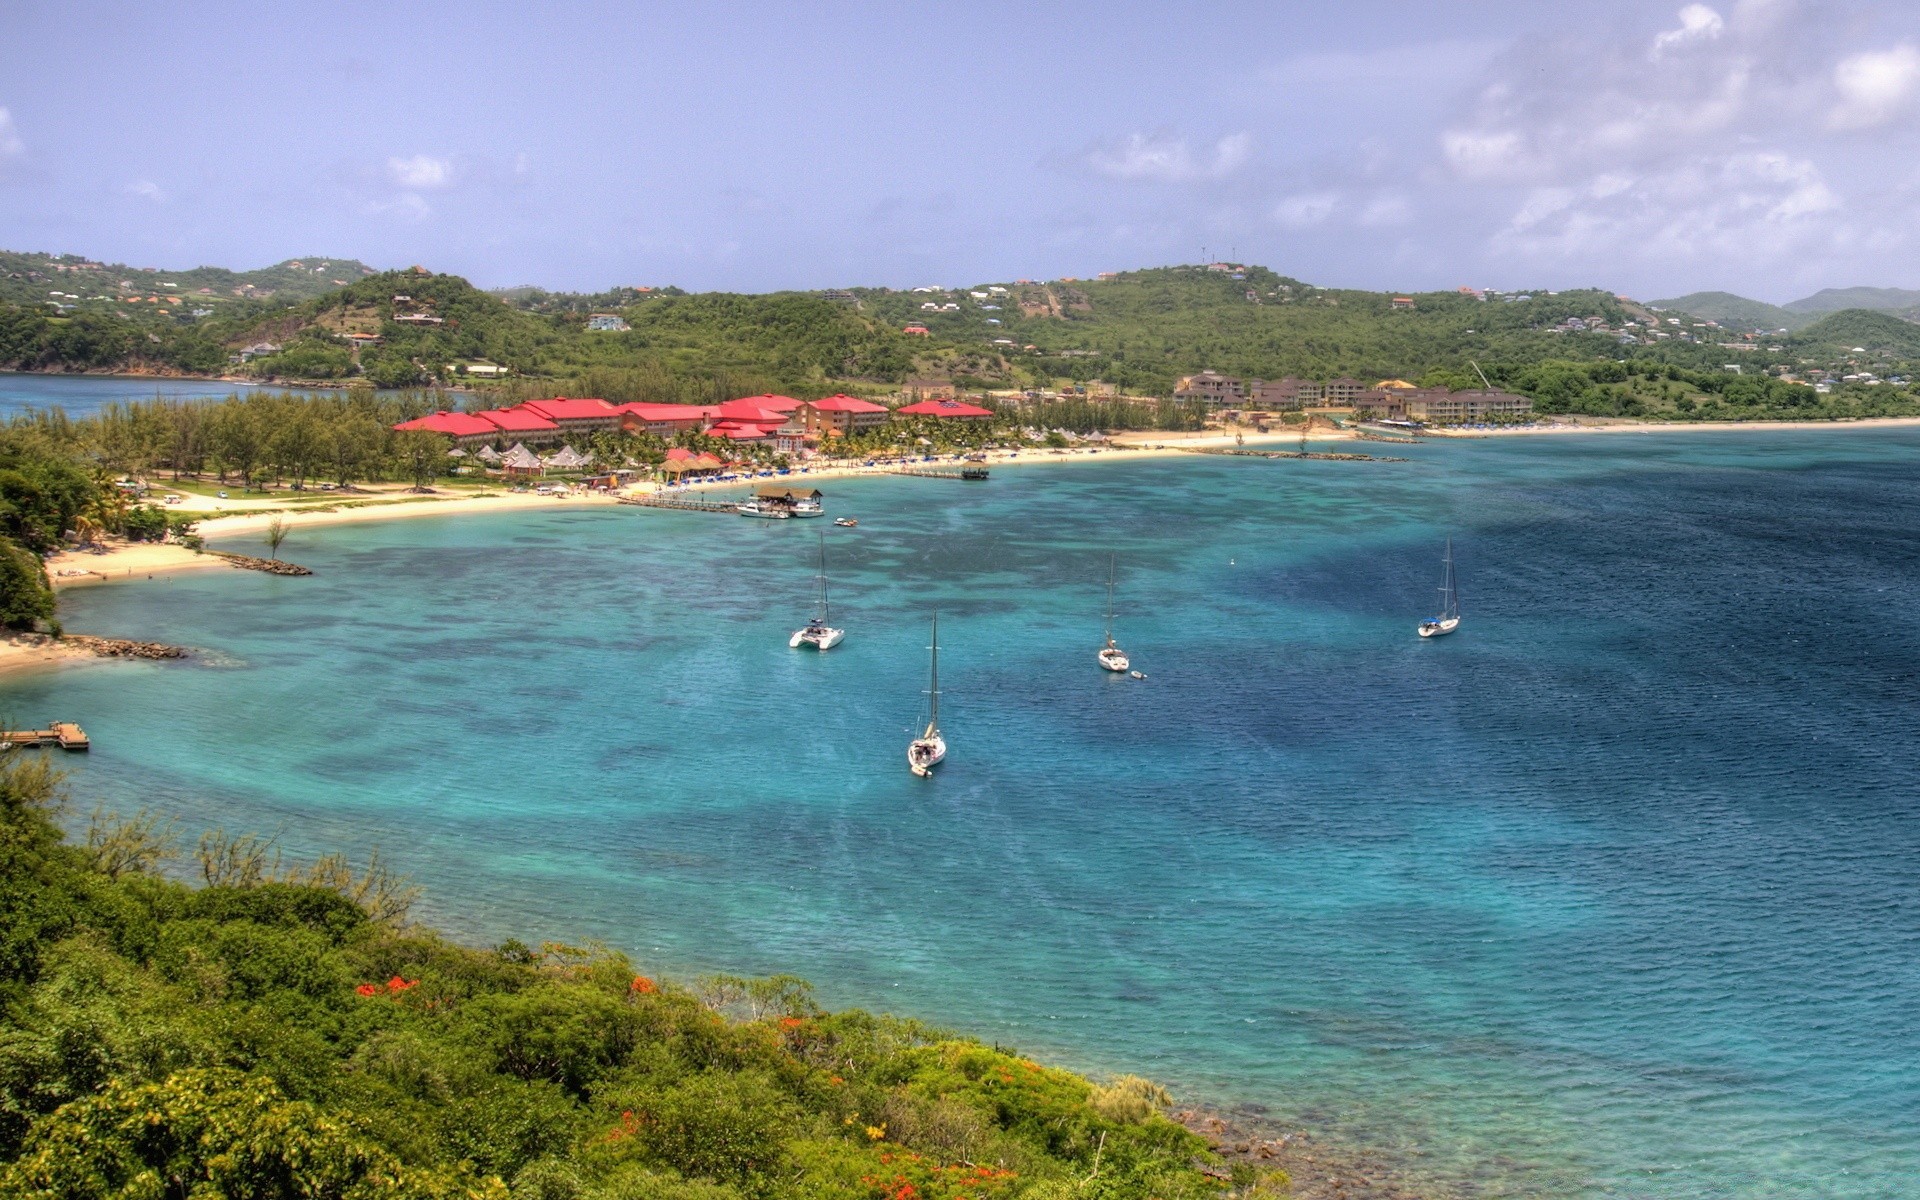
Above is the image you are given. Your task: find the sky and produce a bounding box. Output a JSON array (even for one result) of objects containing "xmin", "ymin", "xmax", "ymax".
[{"xmin": 4, "ymin": 0, "xmax": 1920, "ymax": 300}]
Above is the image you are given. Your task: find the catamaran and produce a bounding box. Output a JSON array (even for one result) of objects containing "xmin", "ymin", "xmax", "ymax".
[
  {"xmin": 1098, "ymin": 553, "xmax": 1130, "ymax": 672},
  {"xmin": 1418, "ymin": 538, "xmax": 1462, "ymax": 638},
  {"xmin": 790, "ymin": 532, "xmax": 845, "ymax": 650},
  {"xmin": 908, "ymin": 614, "xmax": 946, "ymax": 777}
]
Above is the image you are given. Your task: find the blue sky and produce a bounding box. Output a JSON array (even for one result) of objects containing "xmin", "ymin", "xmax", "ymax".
[{"xmin": 4, "ymin": 1, "xmax": 1919, "ymax": 299}]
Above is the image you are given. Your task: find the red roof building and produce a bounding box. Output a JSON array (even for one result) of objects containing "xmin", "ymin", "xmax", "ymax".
[
  {"xmin": 474, "ymin": 408, "xmax": 564, "ymax": 443},
  {"xmin": 714, "ymin": 399, "xmax": 793, "ymax": 423},
  {"xmin": 615, "ymin": 403, "xmax": 716, "ymax": 437},
  {"xmin": 896, "ymin": 399, "xmax": 994, "ymax": 419},
  {"xmin": 801, "ymin": 394, "xmax": 891, "ymax": 437},
  {"xmin": 518, "ymin": 397, "xmax": 621, "ymax": 429},
  {"xmin": 392, "ymin": 411, "xmax": 503, "ymax": 444},
  {"xmin": 902, "ymin": 324, "xmax": 930, "ymax": 336},
  {"xmin": 707, "ymin": 420, "xmax": 782, "ymax": 443},
  {"xmin": 728, "ymin": 393, "xmax": 803, "ymax": 413}
]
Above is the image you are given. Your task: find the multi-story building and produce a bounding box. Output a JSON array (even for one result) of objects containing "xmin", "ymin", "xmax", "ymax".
[{"xmin": 1174, "ymin": 371, "xmax": 1244, "ymax": 405}]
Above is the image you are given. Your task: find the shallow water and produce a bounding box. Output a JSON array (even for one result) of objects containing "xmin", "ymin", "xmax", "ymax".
[{"xmin": 11, "ymin": 431, "xmax": 1919, "ymax": 1198}]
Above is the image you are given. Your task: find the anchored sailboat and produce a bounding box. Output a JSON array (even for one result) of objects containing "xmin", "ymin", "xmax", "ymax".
[
  {"xmin": 790, "ymin": 531, "xmax": 845, "ymax": 650},
  {"xmin": 908, "ymin": 614, "xmax": 946, "ymax": 777},
  {"xmin": 1099, "ymin": 553, "xmax": 1130, "ymax": 672},
  {"xmin": 1417, "ymin": 538, "xmax": 1462, "ymax": 638}
]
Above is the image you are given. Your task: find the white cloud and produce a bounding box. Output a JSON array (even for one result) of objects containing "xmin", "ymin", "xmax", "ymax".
[
  {"xmin": 1651, "ymin": 4, "xmax": 1725, "ymax": 58},
  {"xmin": 387, "ymin": 154, "xmax": 453, "ymax": 189},
  {"xmin": 1088, "ymin": 132, "xmax": 1252, "ymax": 183},
  {"xmin": 0, "ymin": 108, "xmax": 22, "ymax": 159},
  {"xmin": 1274, "ymin": 191, "xmax": 1339, "ymax": 228},
  {"xmin": 126, "ymin": 180, "xmax": 164, "ymax": 203},
  {"xmin": 1831, "ymin": 45, "xmax": 1920, "ymax": 128}
]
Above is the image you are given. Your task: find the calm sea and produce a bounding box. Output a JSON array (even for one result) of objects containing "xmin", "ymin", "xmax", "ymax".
[
  {"xmin": 9, "ymin": 431, "xmax": 1918, "ymax": 1198},
  {"xmin": 0, "ymin": 371, "xmax": 326, "ymax": 418}
]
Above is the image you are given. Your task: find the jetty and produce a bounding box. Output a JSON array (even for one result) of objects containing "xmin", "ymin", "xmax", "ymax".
[
  {"xmin": 209, "ymin": 551, "xmax": 312, "ymax": 576},
  {"xmin": 620, "ymin": 494, "xmax": 741, "ymax": 514},
  {"xmin": 891, "ymin": 465, "xmax": 990, "ymax": 480},
  {"xmin": 3, "ymin": 722, "xmax": 90, "ymax": 751}
]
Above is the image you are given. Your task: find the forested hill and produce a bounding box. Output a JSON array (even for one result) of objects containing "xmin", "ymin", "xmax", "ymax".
[
  {"xmin": 6, "ymin": 255, "xmax": 1920, "ymax": 420},
  {"xmin": 0, "ymin": 250, "xmax": 376, "ymax": 311}
]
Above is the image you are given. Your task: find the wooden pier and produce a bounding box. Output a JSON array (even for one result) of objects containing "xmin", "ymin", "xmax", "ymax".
[
  {"xmin": 3, "ymin": 722, "xmax": 90, "ymax": 751},
  {"xmin": 891, "ymin": 466, "xmax": 990, "ymax": 480},
  {"xmin": 619, "ymin": 494, "xmax": 741, "ymax": 514}
]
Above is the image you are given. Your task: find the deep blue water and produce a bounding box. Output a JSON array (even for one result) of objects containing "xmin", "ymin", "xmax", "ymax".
[
  {"xmin": 8, "ymin": 431, "xmax": 1919, "ymax": 1198},
  {"xmin": 0, "ymin": 371, "xmax": 331, "ymax": 417}
]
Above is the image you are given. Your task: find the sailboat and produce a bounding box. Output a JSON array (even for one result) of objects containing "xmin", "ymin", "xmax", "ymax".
[
  {"xmin": 789, "ymin": 531, "xmax": 845, "ymax": 650},
  {"xmin": 908, "ymin": 614, "xmax": 946, "ymax": 776},
  {"xmin": 1098, "ymin": 554, "xmax": 1130, "ymax": 672},
  {"xmin": 1417, "ymin": 539, "xmax": 1462, "ymax": 638}
]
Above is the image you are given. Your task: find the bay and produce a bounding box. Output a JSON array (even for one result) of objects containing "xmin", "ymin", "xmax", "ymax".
[{"xmin": 8, "ymin": 430, "xmax": 1918, "ymax": 1198}]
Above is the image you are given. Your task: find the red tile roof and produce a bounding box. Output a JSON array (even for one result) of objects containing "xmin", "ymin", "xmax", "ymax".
[
  {"xmin": 730, "ymin": 393, "xmax": 803, "ymax": 412},
  {"xmin": 475, "ymin": 408, "xmax": 560, "ymax": 432},
  {"xmin": 393, "ymin": 411, "xmax": 499, "ymax": 437},
  {"xmin": 897, "ymin": 399, "xmax": 994, "ymax": 418},
  {"xmin": 519, "ymin": 397, "xmax": 617, "ymax": 421},
  {"xmin": 715, "ymin": 400, "xmax": 790, "ymax": 422},
  {"xmin": 616, "ymin": 402, "xmax": 713, "ymax": 423},
  {"xmin": 809, "ymin": 394, "xmax": 889, "ymax": 413}
]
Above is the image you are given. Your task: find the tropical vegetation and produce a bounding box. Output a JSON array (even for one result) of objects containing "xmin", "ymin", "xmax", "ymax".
[{"xmin": 0, "ymin": 758, "xmax": 1257, "ymax": 1199}]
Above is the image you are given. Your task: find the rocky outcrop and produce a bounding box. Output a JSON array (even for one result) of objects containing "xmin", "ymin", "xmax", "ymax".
[
  {"xmin": 208, "ymin": 551, "xmax": 313, "ymax": 576},
  {"xmin": 64, "ymin": 636, "xmax": 188, "ymax": 660}
]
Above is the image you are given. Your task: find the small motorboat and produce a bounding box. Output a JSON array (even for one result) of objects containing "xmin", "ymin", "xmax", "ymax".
[
  {"xmin": 834, "ymin": 517, "xmax": 858, "ymax": 527},
  {"xmin": 1129, "ymin": 670, "xmax": 1146, "ymax": 680}
]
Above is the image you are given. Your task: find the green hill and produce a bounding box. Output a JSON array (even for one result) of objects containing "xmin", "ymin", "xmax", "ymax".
[
  {"xmin": 1787, "ymin": 308, "xmax": 1920, "ymax": 357},
  {"xmin": 1783, "ymin": 286, "xmax": 1920, "ymax": 315},
  {"xmin": 1647, "ymin": 291, "xmax": 1805, "ymax": 331},
  {"xmin": 0, "ymin": 250, "xmax": 376, "ymax": 312}
]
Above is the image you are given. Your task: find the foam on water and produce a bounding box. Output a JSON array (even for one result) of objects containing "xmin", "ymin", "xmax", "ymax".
[{"xmin": 10, "ymin": 431, "xmax": 1919, "ymax": 1198}]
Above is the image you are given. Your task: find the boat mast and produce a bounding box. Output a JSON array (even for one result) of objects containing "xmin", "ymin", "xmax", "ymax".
[
  {"xmin": 1440, "ymin": 538, "xmax": 1457, "ymax": 620},
  {"xmin": 927, "ymin": 613, "xmax": 940, "ymax": 731},
  {"xmin": 1105, "ymin": 554, "xmax": 1116, "ymax": 643},
  {"xmin": 817, "ymin": 531, "xmax": 829, "ymax": 623}
]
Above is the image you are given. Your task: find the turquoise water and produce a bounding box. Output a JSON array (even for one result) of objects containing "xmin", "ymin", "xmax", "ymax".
[
  {"xmin": 0, "ymin": 371, "xmax": 333, "ymax": 417},
  {"xmin": 9, "ymin": 433, "xmax": 1920, "ymax": 1198}
]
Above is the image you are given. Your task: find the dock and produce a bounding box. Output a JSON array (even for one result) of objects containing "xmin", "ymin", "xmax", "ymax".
[
  {"xmin": 619, "ymin": 494, "xmax": 741, "ymax": 514},
  {"xmin": 891, "ymin": 466, "xmax": 990, "ymax": 480},
  {"xmin": 3, "ymin": 722, "xmax": 91, "ymax": 751}
]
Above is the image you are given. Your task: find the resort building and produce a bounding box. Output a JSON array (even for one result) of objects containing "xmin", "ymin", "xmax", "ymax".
[
  {"xmin": 1246, "ymin": 378, "xmax": 1320, "ymax": 409},
  {"xmin": 1403, "ymin": 390, "xmax": 1533, "ymax": 423},
  {"xmin": 1322, "ymin": 377, "xmax": 1369, "ymax": 405},
  {"xmin": 1174, "ymin": 371, "xmax": 1244, "ymax": 405},
  {"xmin": 615, "ymin": 403, "xmax": 715, "ymax": 439},
  {"xmin": 473, "ymin": 408, "xmax": 565, "ymax": 445},
  {"xmin": 801, "ymin": 394, "xmax": 891, "ymax": 438},
  {"xmin": 518, "ymin": 397, "xmax": 624, "ymax": 433},
  {"xmin": 661, "ymin": 447, "xmax": 724, "ymax": 478},
  {"xmin": 394, "ymin": 410, "xmax": 512, "ymax": 446},
  {"xmin": 897, "ymin": 399, "xmax": 994, "ymax": 420},
  {"xmin": 499, "ymin": 444, "xmax": 544, "ymax": 477}
]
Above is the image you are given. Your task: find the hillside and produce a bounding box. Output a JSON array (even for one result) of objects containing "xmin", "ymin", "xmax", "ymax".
[
  {"xmin": 1783, "ymin": 286, "xmax": 1920, "ymax": 315},
  {"xmin": 0, "ymin": 250, "xmax": 376, "ymax": 312},
  {"xmin": 1647, "ymin": 291, "xmax": 1806, "ymax": 331},
  {"xmin": 1787, "ymin": 308, "xmax": 1920, "ymax": 358},
  {"xmin": 0, "ymin": 754, "xmax": 1238, "ymax": 1200}
]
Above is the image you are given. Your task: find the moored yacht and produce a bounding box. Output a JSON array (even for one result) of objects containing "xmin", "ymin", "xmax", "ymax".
[
  {"xmin": 1099, "ymin": 553, "xmax": 1130, "ymax": 672},
  {"xmin": 790, "ymin": 531, "xmax": 845, "ymax": 650},
  {"xmin": 908, "ymin": 614, "xmax": 946, "ymax": 776},
  {"xmin": 1418, "ymin": 538, "xmax": 1462, "ymax": 638}
]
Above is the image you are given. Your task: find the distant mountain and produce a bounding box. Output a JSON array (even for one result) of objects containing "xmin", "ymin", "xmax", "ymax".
[
  {"xmin": 0, "ymin": 250, "xmax": 377, "ymax": 311},
  {"xmin": 1783, "ymin": 286, "xmax": 1920, "ymax": 315},
  {"xmin": 1648, "ymin": 291, "xmax": 1806, "ymax": 331}
]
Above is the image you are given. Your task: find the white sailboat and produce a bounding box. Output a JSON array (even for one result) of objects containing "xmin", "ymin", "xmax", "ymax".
[
  {"xmin": 790, "ymin": 531, "xmax": 845, "ymax": 650},
  {"xmin": 1098, "ymin": 553, "xmax": 1130, "ymax": 672},
  {"xmin": 1417, "ymin": 538, "xmax": 1462, "ymax": 638},
  {"xmin": 908, "ymin": 614, "xmax": 946, "ymax": 777}
]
